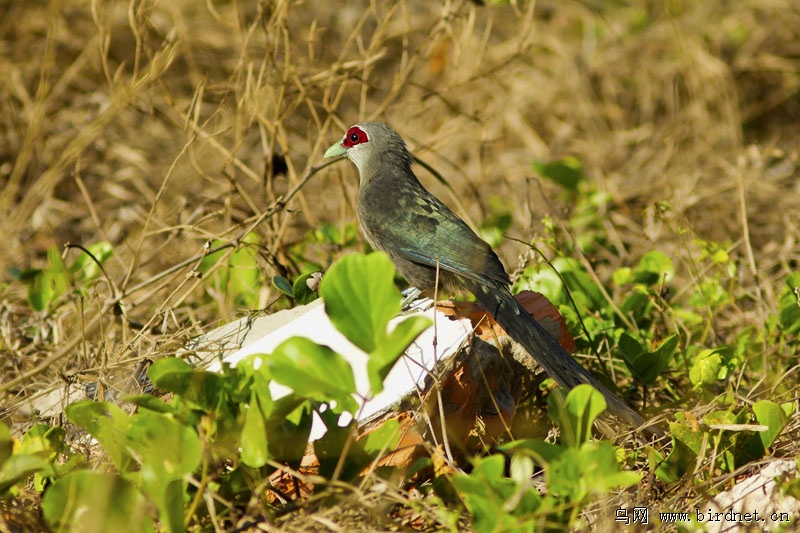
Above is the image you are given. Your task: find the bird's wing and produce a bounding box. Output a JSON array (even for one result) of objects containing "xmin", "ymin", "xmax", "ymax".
[{"xmin": 377, "ymin": 193, "xmax": 511, "ymax": 288}]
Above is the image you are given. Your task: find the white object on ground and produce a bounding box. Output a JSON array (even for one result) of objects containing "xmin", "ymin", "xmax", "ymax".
[{"xmin": 200, "ymin": 299, "xmax": 472, "ymax": 441}]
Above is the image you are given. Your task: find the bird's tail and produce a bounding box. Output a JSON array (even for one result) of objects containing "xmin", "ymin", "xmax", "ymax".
[{"xmin": 471, "ymin": 283, "xmax": 654, "ymax": 434}]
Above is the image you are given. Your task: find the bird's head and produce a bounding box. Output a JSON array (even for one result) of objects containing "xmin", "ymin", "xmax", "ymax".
[{"xmin": 324, "ymin": 122, "xmax": 413, "ymax": 178}]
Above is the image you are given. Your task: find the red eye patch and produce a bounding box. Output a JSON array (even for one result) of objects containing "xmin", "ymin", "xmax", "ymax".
[{"xmin": 342, "ymin": 126, "xmax": 368, "ymax": 147}]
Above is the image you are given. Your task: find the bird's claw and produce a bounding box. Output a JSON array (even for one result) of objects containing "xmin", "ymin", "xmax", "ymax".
[{"xmin": 400, "ymin": 287, "xmax": 433, "ymax": 313}]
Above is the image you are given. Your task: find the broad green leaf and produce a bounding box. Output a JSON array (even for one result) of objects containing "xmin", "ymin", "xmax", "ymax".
[
  {"xmin": 0, "ymin": 454, "xmax": 53, "ymax": 493},
  {"xmin": 753, "ymin": 400, "xmax": 789, "ymax": 449},
  {"xmin": 43, "ymin": 471, "xmax": 153, "ymax": 533},
  {"xmin": 358, "ymin": 418, "xmax": 401, "ymax": 457},
  {"xmin": 515, "ymin": 263, "xmax": 565, "ymax": 305},
  {"xmin": 199, "ymin": 234, "xmax": 262, "ymax": 308},
  {"xmin": 125, "ymin": 410, "xmax": 202, "ymax": 532},
  {"xmin": 265, "ymin": 337, "xmax": 357, "ymax": 410},
  {"xmin": 689, "ymin": 349, "xmax": 725, "ymax": 388},
  {"xmin": 555, "ymin": 257, "xmax": 605, "ymax": 310},
  {"xmin": 227, "ymin": 233, "xmax": 261, "ymax": 307},
  {"xmin": 263, "ymin": 397, "xmax": 313, "ymax": 464},
  {"xmin": 148, "ymin": 358, "xmax": 225, "ymax": 411},
  {"xmin": 450, "ymin": 454, "xmax": 542, "ymax": 532},
  {"xmin": 548, "ymin": 384, "xmax": 607, "ymax": 447},
  {"xmin": 272, "ymin": 275, "xmax": 294, "ymax": 297},
  {"xmin": 121, "ymin": 394, "xmax": 175, "ymax": 414},
  {"xmin": 320, "ymin": 252, "xmax": 400, "ymax": 353},
  {"xmin": 241, "ymin": 390, "xmax": 269, "ymax": 467},
  {"xmin": 619, "ymin": 333, "xmax": 678, "ymax": 385},
  {"xmin": 315, "ymin": 414, "xmax": 366, "ymax": 480},
  {"xmin": 65, "ymin": 401, "xmax": 133, "ymax": 472},
  {"xmin": 651, "ymin": 439, "xmax": 697, "ymax": 483},
  {"xmin": 292, "ymin": 272, "xmax": 321, "ymax": 304},
  {"xmin": 548, "ymin": 441, "xmax": 640, "ymax": 498},
  {"xmin": 0, "ymin": 423, "xmax": 12, "ymax": 467},
  {"xmin": 669, "ymin": 413, "xmax": 706, "ymax": 456},
  {"xmin": 70, "ymin": 241, "xmax": 113, "ymax": 280},
  {"xmin": 498, "ymin": 439, "xmax": 564, "ymax": 465},
  {"xmin": 533, "ymin": 157, "xmax": 585, "ymax": 193},
  {"xmin": 633, "ymin": 251, "xmax": 674, "ymax": 284},
  {"xmin": 612, "ymin": 266, "xmax": 634, "ymax": 286},
  {"xmin": 778, "ymin": 273, "xmax": 800, "ymax": 334},
  {"xmin": 147, "ymin": 357, "xmax": 194, "ymax": 386},
  {"xmin": 125, "ymin": 411, "xmax": 202, "ymax": 481},
  {"xmin": 366, "ymin": 315, "xmax": 430, "ymax": 395}
]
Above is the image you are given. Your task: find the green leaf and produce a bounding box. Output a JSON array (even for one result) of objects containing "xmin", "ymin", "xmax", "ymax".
[
  {"xmin": 24, "ymin": 248, "xmax": 71, "ymax": 311},
  {"xmin": 147, "ymin": 358, "xmax": 225, "ymax": 411},
  {"xmin": 292, "ymin": 272, "xmax": 321, "ymax": 304},
  {"xmin": 0, "ymin": 423, "xmax": 12, "ymax": 468},
  {"xmin": 70, "ymin": 241, "xmax": 113, "ymax": 280},
  {"xmin": 450, "ymin": 454, "xmax": 542, "ymax": 532},
  {"xmin": 633, "ymin": 251, "xmax": 674, "ymax": 284},
  {"xmin": 65, "ymin": 401, "xmax": 133, "ymax": 472},
  {"xmin": 689, "ymin": 349, "xmax": 725, "ymax": 388},
  {"xmin": 612, "ymin": 266, "xmax": 634, "ymax": 286},
  {"xmin": 224, "ymin": 234, "xmax": 261, "ymax": 307},
  {"xmin": 0, "ymin": 454, "xmax": 53, "ymax": 493},
  {"xmin": 669, "ymin": 413, "xmax": 706, "ymax": 456},
  {"xmin": 272, "ymin": 275, "xmax": 294, "ymax": 297},
  {"xmin": 199, "ymin": 234, "xmax": 262, "ymax": 309},
  {"xmin": 125, "ymin": 410, "xmax": 201, "ymax": 532},
  {"xmin": 548, "ymin": 384, "xmax": 607, "ymax": 447},
  {"xmin": 533, "ymin": 156, "xmax": 585, "ymax": 193},
  {"xmin": 241, "ymin": 389, "xmax": 269, "ymax": 467},
  {"xmin": 265, "ymin": 337, "xmax": 357, "ymax": 411},
  {"xmin": 778, "ymin": 273, "xmax": 800, "ymax": 335},
  {"xmin": 650, "ymin": 438, "xmax": 697, "ymax": 483},
  {"xmin": 147, "ymin": 357, "xmax": 194, "ymax": 385},
  {"xmin": 320, "ymin": 252, "xmax": 400, "ymax": 353},
  {"xmin": 752, "ymin": 400, "xmax": 789, "ymax": 449},
  {"xmin": 618, "ymin": 333, "xmax": 678, "ymax": 385},
  {"xmin": 42, "ymin": 471, "xmax": 153, "ymax": 533},
  {"xmin": 366, "ymin": 315, "xmax": 431, "ymax": 395},
  {"xmin": 548, "ymin": 440, "xmax": 640, "ymax": 498},
  {"xmin": 359, "ymin": 418, "xmax": 402, "ymax": 457},
  {"xmin": 498, "ymin": 439, "xmax": 564, "ymax": 465},
  {"xmin": 262, "ymin": 397, "xmax": 313, "ymax": 464}
]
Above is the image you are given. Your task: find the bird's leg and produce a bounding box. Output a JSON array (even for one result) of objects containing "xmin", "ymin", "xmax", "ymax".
[{"xmin": 400, "ymin": 286, "xmax": 433, "ymax": 312}]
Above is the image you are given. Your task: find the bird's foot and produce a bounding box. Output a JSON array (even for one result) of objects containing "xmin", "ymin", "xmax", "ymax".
[{"xmin": 400, "ymin": 287, "xmax": 433, "ymax": 313}]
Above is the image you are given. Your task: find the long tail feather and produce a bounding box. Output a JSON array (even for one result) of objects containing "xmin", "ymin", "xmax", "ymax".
[{"xmin": 472, "ymin": 283, "xmax": 657, "ymax": 434}]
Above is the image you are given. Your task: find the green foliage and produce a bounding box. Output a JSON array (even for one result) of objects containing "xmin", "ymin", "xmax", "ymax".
[
  {"xmin": 618, "ymin": 332, "xmax": 678, "ymax": 385},
  {"xmin": 775, "ymin": 272, "xmax": 800, "ymax": 336},
  {"xmin": 534, "ymin": 156, "xmax": 585, "ymax": 194},
  {"xmin": 65, "ymin": 401, "xmax": 202, "ymax": 531},
  {"xmin": 649, "ymin": 401, "xmax": 790, "ymax": 483},
  {"xmin": 265, "ymin": 337, "xmax": 358, "ymax": 413},
  {"xmin": 10, "ymin": 242, "xmax": 112, "ymax": 311},
  {"xmin": 42, "ymin": 471, "xmax": 153, "ymax": 533},
  {"xmin": 320, "ymin": 253, "xmax": 431, "ymax": 394},
  {"xmin": 272, "ymin": 271, "xmax": 321, "ymax": 304},
  {"xmin": 199, "ymin": 233, "xmax": 263, "ymax": 310},
  {"xmin": 478, "ymin": 196, "xmax": 514, "ymax": 248},
  {"xmin": 451, "ymin": 385, "xmax": 640, "ymax": 531},
  {"xmin": 516, "ymin": 250, "xmax": 679, "ymax": 387},
  {"xmin": 23, "ymin": 252, "xmax": 429, "ymax": 531},
  {"xmin": 0, "ymin": 422, "xmax": 85, "ymax": 498}
]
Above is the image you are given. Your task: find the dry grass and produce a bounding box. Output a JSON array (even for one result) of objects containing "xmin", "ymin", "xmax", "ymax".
[{"xmin": 1, "ymin": 0, "xmax": 799, "ymax": 529}]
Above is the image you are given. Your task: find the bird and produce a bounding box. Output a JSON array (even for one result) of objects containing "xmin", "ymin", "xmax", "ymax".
[{"xmin": 324, "ymin": 121, "xmax": 652, "ymax": 433}]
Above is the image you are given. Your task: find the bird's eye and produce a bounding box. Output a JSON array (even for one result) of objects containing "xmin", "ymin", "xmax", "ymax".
[{"xmin": 343, "ymin": 126, "xmax": 368, "ymax": 147}]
